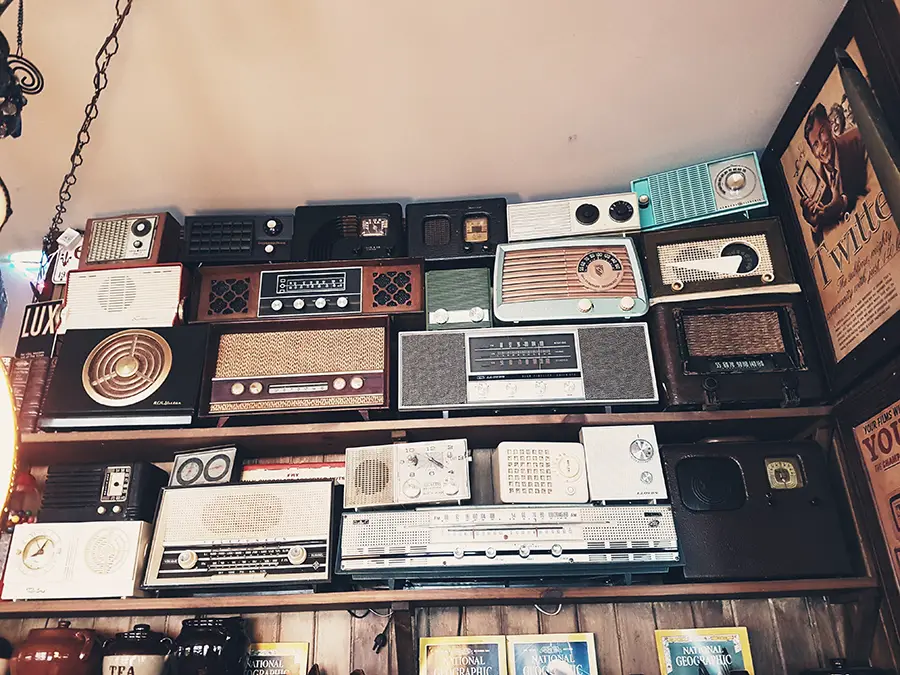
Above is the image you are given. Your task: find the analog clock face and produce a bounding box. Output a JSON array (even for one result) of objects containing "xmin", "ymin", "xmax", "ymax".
[
  {"xmin": 765, "ymin": 457, "xmax": 804, "ymax": 490},
  {"xmin": 20, "ymin": 533, "xmax": 60, "ymax": 572},
  {"xmin": 176, "ymin": 457, "xmax": 204, "ymax": 486},
  {"xmin": 204, "ymin": 454, "xmax": 232, "ymax": 482}
]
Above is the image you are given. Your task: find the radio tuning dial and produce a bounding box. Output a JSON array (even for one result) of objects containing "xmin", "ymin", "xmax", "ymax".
[
  {"xmin": 443, "ymin": 480, "xmax": 459, "ymax": 496},
  {"xmin": 469, "ymin": 307, "xmax": 485, "ymax": 323},
  {"xmin": 287, "ymin": 545, "xmax": 307, "ymax": 566},
  {"xmin": 518, "ymin": 545, "xmax": 530, "ymax": 559},
  {"xmin": 563, "ymin": 381, "xmax": 575, "ymax": 394},
  {"xmin": 336, "ymin": 296, "xmax": 349, "ymax": 308},
  {"xmin": 577, "ymin": 298, "xmax": 593, "ymax": 313},
  {"xmin": 551, "ymin": 544, "xmax": 563, "ymax": 557},
  {"xmin": 350, "ymin": 376, "xmax": 365, "ymax": 390},
  {"xmin": 620, "ymin": 296, "xmax": 635, "ymax": 311},
  {"xmin": 264, "ymin": 218, "xmax": 283, "ymax": 236},
  {"xmin": 333, "ymin": 377, "xmax": 347, "ymax": 391},
  {"xmin": 475, "ymin": 383, "xmax": 487, "ymax": 396},
  {"xmin": 402, "ymin": 480, "xmax": 421, "ymax": 498},
  {"xmin": 178, "ymin": 550, "xmax": 198, "ymax": 570},
  {"xmin": 293, "ymin": 298, "xmax": 305, "ymax": 310},
  {"xmin": 264, "ymin": 244, "xmax": 275, "ymax": 254},
  {"xmin": 315, "ymin": 297, "xmax": 327, "ymax": 309},
  {"xmin": 270, "ymin": 299, "xmax": 283, "ymax": 311},
  {"xmin": 609, "ymin": 200, "xmax": 635, "ymax": 223},
  {"xmin": 725, "ymin": 170, "xmax": 747, "ymax": 190}
]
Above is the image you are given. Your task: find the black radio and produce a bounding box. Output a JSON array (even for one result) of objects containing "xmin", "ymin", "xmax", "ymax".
[
  {"xmin": 39, "ymin": 462, "xmax": 169, "ymax": 523},
  {"xmin": 293, "ymin": 203, "xmax": 405, "ymax": 261},
  {"xmin": 183, "ymin": 214, "xmax": 295, "ymax": 264}
]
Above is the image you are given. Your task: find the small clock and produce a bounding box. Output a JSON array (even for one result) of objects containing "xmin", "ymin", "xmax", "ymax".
[
  {"xmin": 171, "ymin": 446, "xmax": 238, "ymax": 487},
  {"xmin": 19, "ymin": 531, "xmax": 61, "ymax": 573},
  {"xmin": 765, "ymin": 457, "xmax": 804, "ymax": 490}
]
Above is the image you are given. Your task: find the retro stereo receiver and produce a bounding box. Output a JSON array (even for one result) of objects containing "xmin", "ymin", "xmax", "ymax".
[
  {"xmin": 2, "ymin": 520, "xmax": 152, "ymax": 600},
  {"xmin": 339, "ymin": 504, "xmax": 680, "ymax": 581},
  {"xmin": 493, "ymin": 238, "xmax": 648, "ymax": 323},
  {"xmin": 202, "ymin": 317, "xmax": 389, "ymax": 416},
  {"xmin": 39, "ymin": 325, "xmax": 209, "ymax": 429},
  {"xmin": 643, "ymin": 218, "xmax": 800, "ymax": 303},
  {"xmin": 406, "ymin": 197, "xmax": 507, "ymax": 260},
  {"xmin": 662, "ymin": 441, "xmax": 852, "ymax": 580},
  {"xmin": 649, "ymin": 297, "xmax": 825, "ymax": 410},
  {"xmin": 143, "ymin": 480, "xmax": 334, "ymax": 590},
  {"xmin": 344, "ymin": 439, "xmax": 470, "ymax": 509},
  {"xmin": 579, "ymin": 424, "xmax": 666, "ymax": 502},
  {"xmin": 506, "ymin": 192, "xmax": 640, "ymax": 241},
  {"xmin": 40, "ymin": 462, "xmax": 168, "ymax": 523},
  {"xmin": 63, "ymin": 264, "xmax": 189, "ymax": 330},
  {"xmin": 182, "ymin": 214, "xmax": 295, "ymax": 264},
  {"xmin": 495, "ymin": 442, "xmax": 589, "ymax": 504},
  {"xmin": 398, "ymin": 324, "xmax": 658, "ymax": 410},
  {"xmin": 81, "ymin": 212, "xmax": 180, "ymax": 269},
  {"xmin": 425, "ymin": 268, "xmax": 492, "ymax": 330},
  {"xmin": 631, "ymin": 151, "xmax": 768, "ymax": 231},
  {"xmin": 294, "ymin": 203, "xmax": 405, "ymax": 261},
  {"xmin": 192, "ymin": 259, "xmax": 423, "ymax": 322}
]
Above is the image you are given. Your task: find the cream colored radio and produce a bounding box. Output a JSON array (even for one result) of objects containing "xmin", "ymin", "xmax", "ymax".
[{"xmin": 494, "ymin": 442, "xmax": 589, "ymax": 504}]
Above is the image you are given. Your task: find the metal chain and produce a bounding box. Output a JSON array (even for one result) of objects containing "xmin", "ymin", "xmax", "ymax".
[{"xmin": 15, "ymin": 0, "xmax": 22, "ymax": 56}]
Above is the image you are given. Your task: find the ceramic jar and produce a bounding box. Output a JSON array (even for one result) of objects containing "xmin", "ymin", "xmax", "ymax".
[
  {"xmin": 102, "ymin": 624, "xmax": 171, "ymax": 675},
  {"xmin": 171, "ymin": 616, "xmax": 248, "ymax": 675},
  {"xmin": 11, "ymin": 620, "xmax": 102, "ymax": 675},
  {"xmin": 0, "ymin": 636, "xmax": 12, "ymax": 675}
]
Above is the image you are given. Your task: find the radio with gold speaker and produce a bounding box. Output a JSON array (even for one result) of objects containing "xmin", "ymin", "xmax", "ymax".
[
  {"xmin": 406, "ymin": 197, "xmax": 507, "ymax": 260},
  {"xmin": 201, "ymin": 317, "xmax": 390, "ymax": 417},
  {"xmin": 38, "ymin": 325, "xmax": 210, "ymax": 430},
  {"xmin": 81, "ymin": 212, "xmax": 180, "ymax": 270},
  {"xmin": 649, "ymin": 296, "xmax": 825, "ymax": 409},
  {"xmin": 493, "ymin": 237, "xmax": 648, "ymax": 323},
  {"xmin": 191, "ymin": 258, "xmax": 423, "ymax": 322}
]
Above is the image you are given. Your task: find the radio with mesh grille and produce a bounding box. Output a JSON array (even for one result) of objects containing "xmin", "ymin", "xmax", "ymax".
[
  {"xmin": 338, "ymin": 504, "xmax": 680, "ymax": 581},
  {"xmin": 294, "ymin": 203, "xmax": 405, "ymax": 261},
  {"xmin": 506, "ymin": 192, "xmax": 639, "ymax": 241},
  {"xmin": 183, "ymin": 215, "xmax": 294, "ymax": 263},
  {"xmin": 82, "ymin": 212, "xmax": 180, "ymax": 270},
  {"xmin": 426, "ymin": 268, "xmax": 492, "ymax": 330},
  {"xmin": 144, "ymin": 481, "xmax": 333, "ymax": 589},
  {"xmin": 406, "ymin": 198, "xmax": 507, "ymax": 260}
]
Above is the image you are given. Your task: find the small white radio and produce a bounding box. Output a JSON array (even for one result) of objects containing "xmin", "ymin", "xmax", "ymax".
[
  {"xmin": 507, "ymin": 192, "xmax": 640, "ymax": 241},
  {"xmin": 495, "ymin": 442, "xmax": 589, "ymax": 503},
  {"xmin": 579, "ymin": 424, "xmax": 666, "ymax": 501},
  {"xmin": 2, "ymin": 521, "xmax": 152, "ymax": 600},
  {"xmin": 344, "ymin": 439, "xmax": 471, "ymax": 509}
]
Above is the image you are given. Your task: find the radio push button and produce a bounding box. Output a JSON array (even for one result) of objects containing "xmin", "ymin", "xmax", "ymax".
[
  {"xmin": 178, "ymin": 550, "xmax": 199, "ymax": 570},
  {"xmin": 287, "ymin": 545, "xmax": 307, "ymax": 566}
]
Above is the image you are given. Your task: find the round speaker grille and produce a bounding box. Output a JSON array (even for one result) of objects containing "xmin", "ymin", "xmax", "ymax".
[
  {"xmin": 84, "ymin": 528, "xmax": 130, "ymax": 575},
  {"xmin": 82, "ymin": 329, "xmax": 173, "ymax": 407},
  {"xmin": 690, "ymin": 474, "xmax": 735, "ymax": 508},
  {"xmin": 355, "ymin": 458, "xmax": 390, "ymax": 495}
]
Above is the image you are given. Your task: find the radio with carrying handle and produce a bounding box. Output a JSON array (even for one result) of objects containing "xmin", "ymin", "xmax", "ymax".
[
  {"xmin": 81, "ymin": 212, "xmax": 180, "ymax": 269},
  {"xmin": 182, "ymin": 214, "xmax": 294, "ymax": 264},
  {"xmin": 191, "ymin": 259, "xmax": 423, "ymax": 322},
  {"xmin": 294, "ymin": 203, "xmax": 405, "ymax": 261},
  {"xmin": 406, "ymin": 197, "xmax": 507, "ymax": 260},
  {"xmin": 506, "ymin": 192, "xmax": 639, "ymax": 241},
  {"xmin": 425, "ymin": 268, "xmax": 492, "ymax": 330}
]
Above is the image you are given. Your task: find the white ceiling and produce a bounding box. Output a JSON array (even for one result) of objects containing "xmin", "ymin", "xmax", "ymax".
[{"xmin": 0, "ymin": 0, "xmax": 845, "ymax": 254}]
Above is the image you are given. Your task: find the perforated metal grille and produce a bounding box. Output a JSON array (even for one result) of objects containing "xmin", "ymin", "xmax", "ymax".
[
  {"xmin": 345, "ymin": 446, "xmax": 393, "ymax": 507},
  {"xmin": 648, "ymin": 165, "xmax": 717, "ymax": 225},
  {"xmin": 208, "ymin": 277, "xmax": 251, "ymax": 316},
  {"xmin": 187, "ymin": 219, "xmax": 253, "ymax": 256},
  {"xmin": 682, "ymin": 311, "xmax": 785, "ymax": 356},
  {"xmin": 84, "ymin": 528, "xmax": 130, "ymax": 574},
  {"xmin": 658, "ymin": 234, "xmax": 773, "ymax": 284},
  {"xmin": 580, "ymin": 324, "xmax": 656, "ymax": 402},
  {"xmin": 423, "ymin": 217, "xmax": 452, "ymax": 246},
  {"xmin": 87, "ymin": 219, "xmax": 130, "ymax": 262},
  {"xmin": 372, "ymin": 270, "xmax": 412, "ymax": 308},
  {"xmin": 399, "ymin": 332, "xmax": 467, "ymax": 407}
]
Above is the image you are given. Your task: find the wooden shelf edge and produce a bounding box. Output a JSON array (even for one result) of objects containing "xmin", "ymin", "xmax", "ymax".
[{"xmin": 0, "ymin": 576, "xmax": 876, "ymax": 619}]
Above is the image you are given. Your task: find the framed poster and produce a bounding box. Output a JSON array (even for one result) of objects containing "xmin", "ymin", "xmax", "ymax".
[{"xmin": 761, "ymin": 2, "xmax": 900, "ymax": 394}]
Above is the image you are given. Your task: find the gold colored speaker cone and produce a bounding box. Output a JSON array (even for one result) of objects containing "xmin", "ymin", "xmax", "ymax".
[{"xmin": 82, "ymin": 329, "xmax": 173, "ymax": 407}]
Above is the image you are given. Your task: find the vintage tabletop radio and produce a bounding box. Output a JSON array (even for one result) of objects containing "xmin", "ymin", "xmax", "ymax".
[
  {"xmin": 506, "ymin": 192, "xmax": 640, "ymax": 241},
  {"xmin": 40, "ymin": 462, "xmax": 168, "ymax": 522},
  {"xmin": 344, "ymin": 439, "xmax": 470, "ymax": 509},
  {"xmin": 493, "ymin": 238, "xmax": 648, "ymax": 323},
  {"xmin": 642, "ymin": 217, "xmax": 800, "ymax": 303},
  {"xmin": 170, "ymin": 446, "xmax": 238, "ymax": 487},
  {"xmin": 406, "ymin": 197, "xmax": 507, "ymax": 260},
  {"xmin": 339, "ymin": 504, "xmax": 679, "ymax": 581},
  {"xmin": 182, "ymin": 214, "xmax": 295, "ymax": 264},
  {"xmin": 39, "ymin": 325, "xmax": 210, "ymax": 430},
  {"xmin": 495, "ymin": 442, "xmax": 589, "ymax": 504},
  {"xmin": 398, "ymin": 323, "xmax": 658, "ymax": 410},
  {"xmin": 580, "ymin": 425, "xmax": 667, "ymax": 502},
  {"xmin": 2, "ymin": 520, "xmax": 153, "ymax": 600},
  {"xmin": 631, "ymin": 151, "xmax": 768, "ymax": 231},
  {"xmin": 294, "ymin": 203, "xmax": 405, "ymax": 261},
  {"xmin": 649, "ymin": 296, "xmax": 825, "ymax": 409},
  {"xmin": 63, "ymin": 264, "xmax": 189, "ymax": 331},
  {"xmin": 202, "ymin": 317, "xmax": 389, "ymax": 417},
  {"xmin": 191, "ymin": 258, "xmax": 423, "ymax": 322},
  {"xmin": 662, "ymin": 441, "xmax": 853, "ymax": 580},
  {"xmin": 425, "ymin": 268, "xmax": 492, "ymax": 330},
  {"xmin": 81, "ymin": 212, "xmax": 180, "ymax": 269},
  {"xmin": 143, "ymin": 480, "xmax": 334, "ymax": 590}
]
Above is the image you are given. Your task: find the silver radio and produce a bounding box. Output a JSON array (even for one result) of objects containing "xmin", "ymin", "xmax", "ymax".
[
  {"xmin": 2, "ymin": 521, "xmax": 152, "ymax": 600},
  {"xmin": 339, "ymin": 504, "xmax": 679, "ymax": 580},
  {"xmin": 144, "ymin": 481, "xmax": 333, "ymax": 590},
  {"xmin": 506, "ymin": 193, "xmax": 640, "ymax": 241},
  {"xmin": 344, "ymin": 439, "xmax": 470, "ymax": 509},
  {"xmin": 425, "ymin": 268, "xmax": 492, "ymax": 330},
  {"xmin": 495, "ymin": 442, "xmax": 589, "ymax": 504},
  {"xmin": 579, "ymin": 425, "xmax": 666, "ymax": 501}
]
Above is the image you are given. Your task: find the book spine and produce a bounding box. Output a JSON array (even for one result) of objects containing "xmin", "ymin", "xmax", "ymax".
[
  {"xmin": 9, "ymin": 358, "xmax": 31, "ymax": 416},
  {"xmin": 20, "ymin": 357, "xmax": 49, "ymax": 433}
]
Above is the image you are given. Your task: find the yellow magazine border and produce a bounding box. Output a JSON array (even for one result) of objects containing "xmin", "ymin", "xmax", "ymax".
[
  {"xmin": 247, "ymin": 642, "xmax": 310, "ymax": 673},
  {"xmin": 506, "ymin": 632, "xmax": 599, "ymax": 675},
  {"xmin": 419, "ymin": 635, "xmax": 508, "ymax": 675},
  {"xmin": 654, "ymin": 627, "xmax": 754, "ymax": 675}
]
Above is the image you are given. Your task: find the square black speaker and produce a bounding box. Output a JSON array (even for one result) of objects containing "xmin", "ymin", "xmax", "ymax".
[{"xmin": 676, "ymin": 457, "xmax": 746, "ymax": 512}]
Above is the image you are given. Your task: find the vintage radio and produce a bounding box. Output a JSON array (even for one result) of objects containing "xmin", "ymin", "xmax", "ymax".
[
  {"xmin": 63, "ymin": 264, "xmax": 189, "ymax": 330},
  {"xmin": 406, "ymin": 197, "xmax": 507, "ymax": 260},
  {"xmin": 202, "ymin": 317, "xmax": 389, "ymax": 416},
  {"xmin": 649, "ymin": 297, "xmax": 825, "ymax": 409},
  {"xmin": 39, "ymin": 325, "xmax": 209, "ymax": 429},
  {"xmin": 242, "ymin": 461, "xmax": 345, "ymax": 484},
  {"xmin": 294, "ymin": 203, "xmax": 405, "ymax": 261},
  {"xmin": 579, "ymin": 425, "xmax": 666, "ymax": 501},
  {"xmin": 40, "ymin": 462, "xmax": 168, "ymax": 523},
  {"xmin": 643, "ymin": 218, "xmax": 800, "ymax": 303},
  {"xmin": 425, "ymin": 268, "xmax": 492, "ymax": 330},
  {"xmin": 631, "ymin": 151, "xmax": 768, "ymax": 231},
  {"xmin": 344, "ymin": 439, "xmax": 470, "ymax": 509},
  {"xmin": 339, "ymin": 504, "xmax": 679, "ymax": 581},
  {"xmin": 192, "ymin": 259, "xmax": 423, "ymax": 322},
  {"xmin": 662, "ymin": 441, "xmax": 853, "ymax": 580},
  {"xmin": 495, "ymin": 442, "xmax": 589, "ymax": 504},
  {"xmin": 170, "ymin": 446, "xmax": 238, "ymax": 487},
  {"xmin": 398, "ymin": 324, "xmax": 658, "ymax": 410},
  {"xmin": 2, "ymin": 520, "xmax": 152, "ymax": 600},
  {"xmin": 493, "ymin": 238, "xmax": 648, "ymax": 323},
  {"xmin": 143, "ymin": 480, "xmax": 333, "ymax": 590},
  {"xmin": 81, "ymin": 212, "xmax": 180, "ymax": 269},
  {"xmin": 182, "ymin": 214, "xmax": 294, "ymax": 264},
  {"xmin": 506, "ymin": 192, "xmax": 640, "ymax": 241}
]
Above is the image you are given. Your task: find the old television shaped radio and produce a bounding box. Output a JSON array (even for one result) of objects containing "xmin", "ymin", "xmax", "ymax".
[
  {"xmin": 425, "ymin": 268, "xmax": 493, "ymax": 330},
  {"xmin": 81, "ymin": 212, "xmax": 180, "ymax": 269},
  {"xmin": 506, "ymin": 192, "xmax": 640, "ymax": 241},
  {"xmin": 294, "ymin": 203, "xmax": 405, "ymax": 261},
  {"xmin": 406, "ymin": 197, "xmax": 507, "ymax": 260},
  {"xmin": 631, "ymin": 151, "xmax": 768, "ymax": 231},
  {"xmin": 183, "ymin": 214, "xmax": 295, "ymax": 264}
]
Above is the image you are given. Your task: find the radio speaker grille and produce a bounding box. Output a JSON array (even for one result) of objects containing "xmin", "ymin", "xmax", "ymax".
[
  {"xmin": 682, "ymin": 311, "xmax": 784, "ymax": 357},
  {"xmin": 82, "ymin": 329, "xmax": 173, "ymax": 407},
  {"xmin": 187, "ymin": 219, "xmax": 253, "ymax": 256},
  {"xmin": 208, "ymin": 277, "xmax": 251, "ymax": 316},
  {"xmin": 659, "ymin": 234, "xmax": 773, "ymax": 284},
  {"xmin": 84, "ymin": 528, "xmax": 130, "ymax": 574},
  {"xmin": 579, "ymin": 325, "xmax": 656, "ymax": 402},
  {"xmin": 649, "ymin": 166, "xmax": 717, "ymax": 225},
  {"xmin": 372, "ymin": 271, "xmax": 412, "ymax": 308},
  {"xmin": 399, "ymin": 332, "xmax": 466, "ymax": 408},
  {"xmin": 97, "ymin": 276, "xmax": 138, "ymax": 313},
  {"xmin": 87, "ymin": 220, "xmax": 130, "ymax": 262},
  {"xmin": 345, "ymin": 446, "xmax": 393, "ymax": 507},
  {"xmin": 423, "ymin": 217, "xmax": 452, "ymax": 247}
]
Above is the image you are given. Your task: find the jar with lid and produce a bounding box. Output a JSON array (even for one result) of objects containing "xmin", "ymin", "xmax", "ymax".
[
  {"xmin": 0, "ymin": 635, "xmax": 11, "ymax": 675},
  {"xmin": 102, "ymin": 623, "xmax": 172, "ymax": 675},
  {"xmin": 171, "ymin": 616, "xmax": 248, "ymax": 675},
  {"xmin": 11, "ymin": 620, "xmax": 102, "ymax": 675}
]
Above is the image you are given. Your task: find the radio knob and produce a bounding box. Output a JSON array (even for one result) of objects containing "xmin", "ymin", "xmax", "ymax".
[
  {"xmin": 443, "ymin": 480, "xmax": 459, "ymax": 496},
  {"xmin": 112, "ymin": 505, "xmax": 122, "ymax": 514},
  {"xmin": 178, "ymin": 550, "xmax": 198, "ymax": 570},
  {"xmin": 620, "ymin": 296, "xmax": 635, "ymax": 311},
  {"xmin": 264, "ymin": 244, "xmax": 275, "ymax": 254},
  {"xmin": 402, "ymin": 480, "xmax": 421, "ymax": 498},
  {"xmin": 609, "ymin": 200, "xmax": 635, "ymax": 223},
  {"xmin": 315, "ymin": 297, "xmax": 327, "ymax": 309},
  {"xmin": 333, "ymin": 377, "xmax": 347, "ymax": 391},
  {"xmin": 505, "ymin": 382, "xmax": 517, "ymax": 395},
  {"xmin": 433, "ymin": 308, "xmax": 450, "ymax": 324},
  {"xmin": 287, "ymin": 545, "xmax": 307, "ymax": 566},
  {"xmin": 270, "ymin": 299, "xmax": 283, "ymax": 312},
  {"xmin": 638, "ymin": 194, "xmax": 651, "ymax": 208},
  {"xmin": 535, "ymin": 381, "xmax": 547, "ymax": 396},
  {"xmin": 577, "ymin": 298, "xmax": 593, "ymax": 313},
  {"xmin": 485, "ymin": 547, "xmax": 497, "ymax": 559},
  {"xmin": 469, "ymin": 307, "xmax": 485, "ymax": 323},
  {"xmin": 518, "ymin": 545, "xmax": 530, "ymax": 559},
  {"xmin": 475, "ymin": 383, "xmax": 488, "ymax": 397},
  {"xmin": 265, "ymin": 218, "xmax": 283, "ymax": 236},
  {"xmin": 336, "ymin": 296, "xmax": 349, "ymax": 308},
  {"xmin": 563, "ymin": 381, "xmax": 575, "ymax": 394},
  {"xmin": 350, "ymin": 376, "xmax": 365, "ymax": 390},
  {"xmin": 96, "ymin": 506, "xmax": 106, "ymax": 515},
  {"xmin": 231, "ymin": 382, "xmax": 245, "ymax": 396},
  {"xmin": 132, "ymin": 240, "xmax": 143, "ymax": 249},
  {"xmin": 453, "ymin": 546, "xmax": 465, "ymax": 559},
  {"xmin": 725, "ymin": 170, "xmax": 746, "ymax": 190},
  {"xmin": 293, "ymin": 298, "xmax": 305, "ymax": 310},
  {"xmin": 551, "ymin": 544, "xmax": 563, "ymax": 558},
  {"xmin": 249, "ymin": 382, "xmax": 263, "ymax": 395}
]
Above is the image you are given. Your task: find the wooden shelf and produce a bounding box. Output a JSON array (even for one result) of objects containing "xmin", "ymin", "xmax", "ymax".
[{"xmin": 20, "ymin": 406, "xmax": 833, "ymax": 463}]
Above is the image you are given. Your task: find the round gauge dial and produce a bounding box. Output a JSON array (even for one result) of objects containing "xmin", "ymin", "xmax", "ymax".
[
  {"xmin": 766, "ymin": 458, "xmax": 803, "ymax": 490},
  {"xmin": 721, "ymin": 242, "xmax": 760, "ymax": 274},
  {"xmin": 576, "ymin": 251, "xmax": 624, "ymax": 291},
  {"xmin": 176, "ymin": 457, "xmax": 204, "ymax": 486},
  {"xmin": 204, "ymin": 454, "xmax": 232, "ymax": 483},
  {"xmin": 629, "ymin": 438, "xmax": 655, "ymax": 462},
  {"xmin": 21, "ymin": 533, "xmax": 60, "ymax": 571}
]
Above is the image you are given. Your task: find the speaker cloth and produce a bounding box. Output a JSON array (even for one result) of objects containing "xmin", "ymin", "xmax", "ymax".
[{"xmin": 682, "ymin": 311, "xmax": 784, "ymax": 357}]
